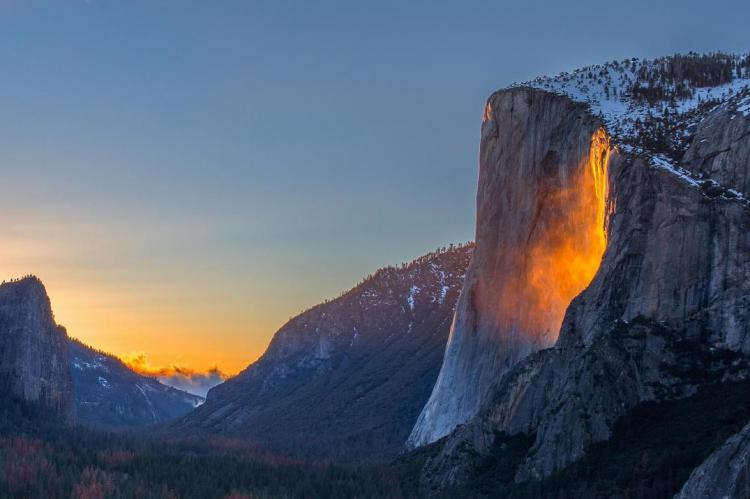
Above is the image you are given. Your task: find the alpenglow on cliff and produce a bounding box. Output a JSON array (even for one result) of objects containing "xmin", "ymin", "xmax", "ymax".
[{"xmin": 407, "ymin": 53, "xmax": 750, "ymax": 495}]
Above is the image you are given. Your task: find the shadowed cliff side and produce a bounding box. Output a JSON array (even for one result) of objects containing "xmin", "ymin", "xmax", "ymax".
[{"xmin": 0, "ymin": 277, "xmax": 75, "ymax": 423}]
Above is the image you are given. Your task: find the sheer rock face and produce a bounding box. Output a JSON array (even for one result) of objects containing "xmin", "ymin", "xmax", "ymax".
[
  {"xmin": 170, "ymin": 246, "xmax": 473, "ymax": 461},
  {"xmin": 675, "ymin": 420, "xmax": 750, "ymax": 499},
  {"xmin": 683, "ymin": 93, "xmax": 750, "ymax": 198},
  {"xmin": 417, "ymin": 88, "xmax": 750, "ymax": 490},
  {"xmin": 408, "ymin": 88, "xmax": 605, "ymax": 448},
  {"xmin": 0, "ymin": 278, "xmax": 75, "ymax": 422}
]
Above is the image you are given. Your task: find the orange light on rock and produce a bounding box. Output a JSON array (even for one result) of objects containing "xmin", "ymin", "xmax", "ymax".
[{"xmin": 495, "ymin": 127, "xmax": 611, "ymax": 344}]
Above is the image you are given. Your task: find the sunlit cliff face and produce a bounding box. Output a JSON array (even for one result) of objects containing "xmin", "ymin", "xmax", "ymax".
[{"xmin": 495, "ymin": 128, "xmax": 611, "ymax": 344}]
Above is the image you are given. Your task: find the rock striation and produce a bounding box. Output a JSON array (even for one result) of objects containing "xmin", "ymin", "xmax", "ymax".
[
  {"xmin": 412, "ymin": 53, "xmax": 750, "ymax": 492},
  {"xmin": 0, "ymin": 277, "xmax": 75, "ymax": 423},
  {"xmin": 408, "ymin": 88, "xmax": 610, "ymax": 448}
]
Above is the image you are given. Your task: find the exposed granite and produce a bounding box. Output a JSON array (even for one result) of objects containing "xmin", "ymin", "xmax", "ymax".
[
  {"xmin": 0, "ymin": 277, "xmax": 75, "ymax": 423},
  {"xmin": 408, "ymin": 88, "xmax": 606, "ymax": 448},
  {"xmin": 417, "ymin": 86, "xmax": 750, "ymax": 491},
  {"xmin": 674, "ymin": 419, "xmax": 750, "ymax": 499}
]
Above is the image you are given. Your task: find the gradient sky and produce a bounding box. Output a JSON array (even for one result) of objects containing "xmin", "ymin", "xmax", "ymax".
[{"xmin": 1, "ymin": 0, "xmax": 748, "ymax": 376}]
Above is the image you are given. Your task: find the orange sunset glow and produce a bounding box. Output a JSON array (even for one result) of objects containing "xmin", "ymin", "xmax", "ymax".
[
  {"xmin": 0, "ymin": 1, "xmax": 744, "ymax": 496},
  {"xmin": 0, "ymin": 211, "xmax": 424, "ymax": 382},
  {"xmin": 0, "ymin": 223, "xmax": 277, "ymax": 377},
  {"xmin": 496, "ymin": 127, "xmax": 611, "ymax": 343}
]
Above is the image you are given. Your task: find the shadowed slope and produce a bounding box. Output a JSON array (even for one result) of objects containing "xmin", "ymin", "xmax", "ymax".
[
  {"xmin": 171, "ymin": 245, "xmax": 473, "ymax": 461},
  {"xmin": 69, "ymin": 338, "xmax": 203, "ymax": 428}
]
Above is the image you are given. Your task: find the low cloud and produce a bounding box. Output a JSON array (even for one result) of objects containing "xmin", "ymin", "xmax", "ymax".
[
  {"xmin": 121, "ymin": 353, "xmax": 227, "ymax": 397},
  {"xmin": 156, "ymin": 367, "xmax": 226, "ymax": 398}
]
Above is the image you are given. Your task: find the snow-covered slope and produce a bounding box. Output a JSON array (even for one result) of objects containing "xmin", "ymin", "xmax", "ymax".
[
  {"xmin": 170, "ymin": 244, "xmax": 473, "ymax": 461},
  {"xmin": 521, "ymin": 53, "xmax": 750, "ymax": 201},
  {"xmin": 521, "ymin": 53, "xmax": 750, "ymax": 152},
  {"xmin": 69, "ymin": 339, "xmax": 203, "ymax": 428}
]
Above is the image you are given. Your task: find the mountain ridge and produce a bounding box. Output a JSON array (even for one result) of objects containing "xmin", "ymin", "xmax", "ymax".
[
  {"xmin": 0, "ymin": 274, "xmax": 205, "ymax": 430},
  {"xmin": 68, "ymin": 336, "xmax": 204, "ymax": 428},
  {"xmin": 172, "ymin": 243, "xmax": 474, "ymax": 461}
]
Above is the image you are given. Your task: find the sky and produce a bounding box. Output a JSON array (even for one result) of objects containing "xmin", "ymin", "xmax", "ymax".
[{"xmin": 1, "ymin": 0, "xmax": 748, "ymax": 387}]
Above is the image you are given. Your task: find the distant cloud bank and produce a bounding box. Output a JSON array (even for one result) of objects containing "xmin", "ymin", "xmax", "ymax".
[
  {"xmin": 121, "ymin": 352, "xmax": 227, "ymax": 397},
  {"xmin": 156, "ymin": 368, "xmax": 226, "ymax": 398}
]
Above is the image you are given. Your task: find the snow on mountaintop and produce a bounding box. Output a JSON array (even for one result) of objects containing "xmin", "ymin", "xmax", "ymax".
[
  {"xmin": 513, "ymin": 52, "xmax": 750, "ymax": 202},
  {"xmin": 517, "ymin": 52, "xmax": 750, "ymax": 158}
]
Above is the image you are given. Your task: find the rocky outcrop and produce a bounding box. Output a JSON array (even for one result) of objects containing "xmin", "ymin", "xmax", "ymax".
[
  {"xmin": 415, "ymin": 57, "xmax": 750, "ymax": 491},
  {"xmin": 0, "ymin": 277, "xmax": 75, "ymax": 422},
  {"xmin": 0, "ymin": 276, "xmax": 200, "ymax": 428},
  {"xmin": 674, "ymin": 420, "xmax": 750, "ymax": 499},
  {"xmin": 69, "ymin": 338, "xmax": 203, "ymax": 428},
  {"xmin": 683, "ymin": 91, "xmax": 750, "ymax": 198},
  {"xmin": 408, "ymin": 88, "xmax": 610, "ymax": 448},
  {"xmin": 171, "ymin": 245, "xmax": 472, "ymax": 461}
]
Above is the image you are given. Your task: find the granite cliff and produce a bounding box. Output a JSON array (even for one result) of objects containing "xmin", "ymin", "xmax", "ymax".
[
  {"xmin": 0, "ymin": 275, "xmax": 204, "ymax": 429},
  {"xmin": 409, "ymin": 53, "xmax": 750, "ymax": 493},
  {"xmin": 675, "ymin": 419, "xmax": 750, "ymax": 499},
  {"xmin": 409, "ymin": 88, "xmax": 610, "ymax": 448},
  {"xmin": 0, "ymin": 277, "xmax": 75, "ymax": 423}
]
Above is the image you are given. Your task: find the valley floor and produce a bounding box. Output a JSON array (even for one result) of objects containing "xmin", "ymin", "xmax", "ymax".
[
  {"xmin": 3, "ymin": 377, "xmax": 750, "ymax": 498},
  {"xmin": 0, "ymin": 393, "xmax": 410, "ymax": 499}
]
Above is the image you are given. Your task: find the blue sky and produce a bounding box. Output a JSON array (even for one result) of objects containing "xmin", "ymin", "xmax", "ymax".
[{"xmin": 1, "ymin": 0, "xmax": 748, "ymax": 373}]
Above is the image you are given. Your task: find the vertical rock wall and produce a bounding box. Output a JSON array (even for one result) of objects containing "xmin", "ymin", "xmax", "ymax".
[
  {"xmin": 408, "ymin": 88, "xmax": 610, "ymax": 447},
  {"xmin": 0, "ymin": 277, "xmax": 75, "ymax": 422},
  {"xmin": 417, "ymin": 90, "xmax": 750, "ymax": 490}
]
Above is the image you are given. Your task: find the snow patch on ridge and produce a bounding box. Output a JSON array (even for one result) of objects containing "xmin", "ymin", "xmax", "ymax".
[
  {"xmin": 407, "ymin": 285, "xmax": 420, "ymax": 311},
  {"xmin": 514, "ymin": 55, "xmax": 750, "ymax": 204},
  {"xmin": 642, "ymin": 151, "xmax": 749, "ymax": 204},
  {"xmin": 738, "ymin": 95, "xmax": 750, "ymax": 116},
  {"xmin": 519, "ymin": 56, "xmax": 750, "ymax": 147}
]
